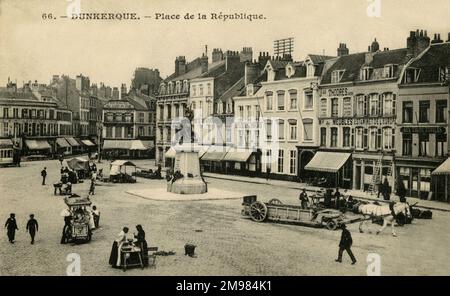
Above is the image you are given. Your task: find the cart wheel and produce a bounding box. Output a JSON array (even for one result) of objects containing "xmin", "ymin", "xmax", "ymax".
[
  {"xmin": 268, "ymin": 198, "xmax": 283, "ymax": 205},
  {"xmin": 249, "ymin": 201, "xmax": 268, "ymax": 222},
  {"xmin": 326, "ymin": 220, "xmax": 338, "ymax": 231}
]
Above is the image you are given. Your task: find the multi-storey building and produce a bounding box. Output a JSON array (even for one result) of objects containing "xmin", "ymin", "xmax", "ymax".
[
  {"xmin": 253, "ymin": 53, "xmax": 334, "ymax": 181},
  {"xmin": 102, "ymin": 91, "xmax": 155, "ymax": 158},
  {"xmin": 0, "ymin": 80, "xmax": 73, "ymax": 156},
  {"xmin": 314, "ymin": 32, "xmax": 431, "ymax": 190},
  {"xmin": 397, "ymin": 35, "xmax": 450, "ymax": 200}
]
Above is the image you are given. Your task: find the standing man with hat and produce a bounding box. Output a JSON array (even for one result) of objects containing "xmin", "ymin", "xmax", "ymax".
[
  {"xmin": 4, "ymin": 213, "xmax": 19, "ymax": 243},
  {"xmin": 335, "ymin": 224, "xmax": 357, "ymax": 265},
  {"xmin": 26, "ymin": 214, "xmax": 39, "ymax": 244},
  {"xmin": 41, "ymin": 167, "xmax": 47, "ymax": 185}
]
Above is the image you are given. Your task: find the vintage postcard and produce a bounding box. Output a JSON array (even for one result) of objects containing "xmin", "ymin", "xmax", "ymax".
[{"xmin": 0, "ymin": 0, "xmax": 449, "ymax": 282}]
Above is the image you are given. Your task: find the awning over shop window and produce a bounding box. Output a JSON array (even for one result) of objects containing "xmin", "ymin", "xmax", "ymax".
[
  {"xmin": 304, "ymin": 152, "xmax": 351, "ymax": 173},
  {"xmin": 102, "ymin": 140, "xmax": 132, "ymax": 150},
  {"xmin": 130, "ymin": 140, "xmax": 148, "ymax": 151},
  {"xmin": 56, "ymin": 138, "xmax": 71, "ymax": 148},
  {"xmin": 164, "ymin": 147, "xmax": 176, "ymax": 159},
  {"xmin": 201, "ymin": 145, "xmax": 230, "ymax": 161},
  {"xmin": 0, "ymin": 139, "xmax": 13, "ymax": 148},
  {"xmin": 25, "ymin": 139, "xmax": 51, "ymax": 150},
  {"xmin": 65, "ymin": 137, "xmax": 81, "ymax": 147},
  {"xmin": 432, "ymin": 158, "xmax": 450, "ymax": 175},
  {"xmin": 81, "ymin": 139, "xmax": 95, "ymax": 147},
  {"xmin": 223, "ymin": 148, "xmax": 253, "ymax": 162},
  {"xmin": 140, "ymin": 140, "xmax": 155, "ymax": 150}
]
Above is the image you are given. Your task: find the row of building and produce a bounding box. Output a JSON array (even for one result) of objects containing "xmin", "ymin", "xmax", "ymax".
[{"xmin": 155, "ymin": 30, "xmax": 450, "ymax": 202}]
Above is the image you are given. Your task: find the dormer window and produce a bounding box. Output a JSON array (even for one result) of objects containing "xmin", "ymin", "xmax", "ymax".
[
  {"xmin": 306, "ymin": 63, "xmax": 315, "ymax": 78},
  {"xmin": 404, "ymin": 68, "xmax": 421, "ymax": 83},
  {"xmin": 265, "ymin": 63, "xmax": 275, "ymax": 82},
  {"xmin": 159, "ymin": 84, "xmax": 166, "ymax": 95},
  {"xmin": 246, "ymin": 84, "xmax": 254, "ymax": 96},
  {"xmin": 183, "ymin": 80, "xmax": 189, "ymax": 93},
  {"xmin": 360, "ymin": 67, "xmax": 373, "ymax": 81},
  {"xmin": 167, "ymin": 82, "xmax": 173, "ymax": 94},
  {"xmin": 286, "ymin": 65, "xmax": 295, "ymax": 78},
  {"xmin": 383, "ymin": 64, "xmax": 398, "ymax": 79},
  {"xmin": 175, "ymin": 81, "xmax": 181, "ymax": 93},
  {"xmin": 439, "ymin": 67, "xmax": 450, "ymax": 82},
  {"xmin": 331, "ymin": 70, "xmax": 345, "ymax": 84}
]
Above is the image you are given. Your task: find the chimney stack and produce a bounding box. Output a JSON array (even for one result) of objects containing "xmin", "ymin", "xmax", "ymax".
[
  {"xmin": 240, "ymin": 47, "xmax": 253, "ymax": 63},
  {"xmin": 337, "ymin": 43, "xmax": 349, "ymax": 56},
  {"xmin": 244, "ymin": 62, "xmax": 260, "ymax": 86},
  {"xmin": 212, "ymin": 48, "xmax": 224, "ymax": 62},
  {"xmin": 200, "ymin": 53, "xmax": 209, "ymax": 74},
  {"xmin": 369, "ymin": 38, "xmax": 380, "ymax": 53},
  {"xmin": 431, "ymin": 33, "xmax": 443, "ymax": 44},
  {"xmin": 407, "ymin": 29, "xmax": 431, "ymax": 56},
  {"xmin": 447, "ymin": 32, "xmax": 450, "ymax": 42}
]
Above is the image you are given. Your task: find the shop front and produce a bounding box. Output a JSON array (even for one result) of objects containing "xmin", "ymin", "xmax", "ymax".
[
  {"xmin": 352, "ymin": 153, "xmax": 395, "ymax": 193},
  {"xmin": 304, "ymin": 151, "xmax": 352, "ymax": 188},
  {"xmin": 432, "ymin": 157, "xmax": 450, "ymax": 202}
]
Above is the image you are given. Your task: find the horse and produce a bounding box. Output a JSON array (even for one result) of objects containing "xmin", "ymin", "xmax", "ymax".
[{"xmin": 357, "ymin": 201, "xmax": 411, "ymax": 237}]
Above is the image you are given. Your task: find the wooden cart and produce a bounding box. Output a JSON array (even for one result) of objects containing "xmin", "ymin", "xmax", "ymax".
[{"xmin": 241, "ymin": 196, "xmax": 352, "ymax": 230}]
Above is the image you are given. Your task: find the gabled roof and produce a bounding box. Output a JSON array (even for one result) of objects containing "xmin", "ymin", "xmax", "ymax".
[
  {"xmin": 218, "ymin": 77, "xmax": 245, "ymax": 102},
  {"xmin": 404, "ymin": 42, "xmax": 450, "ymax": 84},
  {"xmin": 308, "ymin": 54, "xmax": 335, "ymax": 65}
]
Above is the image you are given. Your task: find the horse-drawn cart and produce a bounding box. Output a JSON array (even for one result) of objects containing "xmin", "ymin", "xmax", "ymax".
[{"xmin": 241, "ymin": 196, "xmax": 357, "ymax": 230}]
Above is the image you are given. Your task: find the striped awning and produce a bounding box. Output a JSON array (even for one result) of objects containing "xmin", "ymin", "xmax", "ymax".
[
  {"xmin": 0, "ymin": 139, "xmax": 13, "ymax": 149},
  {"xmin": 56, "ymin": 138, "xmax": 71, "ymax": 148},
  {"xmin": 81, "ymin": 139, "xmax": 95, "ymax": 146},
  {"xmin": 65, "ymin": 137, "xmax": 81, "ymax": 147},
  {"xmin": 304, "ymin": 152, "xmax": 351, "ymax": 173},
  {"xmin": 102, "ymin": 140, "xmax": 132, "ymax": 150},
  {"xmin": 432, "ymin": 158, "xmax": 450, "ymax": 175},
  {"xmin": 25, "ymin": 139, "xmax": 51, "ymax": 150}
]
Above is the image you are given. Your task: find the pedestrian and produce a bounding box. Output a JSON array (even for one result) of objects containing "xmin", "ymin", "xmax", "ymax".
[
  {"xmin": 41, "ymin": 167, "xmax": 47, "ymax": 185},
  {"xmin": 382, "ymin": 178, "xmax": 391, "ymax": 201},
  {"xmin": 59, "ymin": 154, "xmax": 64, "ymax": 166},
  {"xmin": 299, "ymin": 189, "xmax": 309, "ymax": 209},
  {"xmin": 89, "ymin": 178, "xmax": 95, "ymax": 195},
  {"xmin": 4, "ymin": 213, "xmax": 18, "ymax": 243},
  {"xmin": 92, "ymin": 205, "xmax": 100, "ymax": 228},
  {"xmin": 26, "ymin": 214, "xmax": 39, "ymax": 244},
  {"xmin": 334, "ymin": 188, "xmax": 341, "ymax": 209},
  {"xmin": 266, "ymin": 167, "xmax": 271, "ymax": 181},
  {"xmin": 335, "ymin": 224, "xmax": 357, "ymax": 264},
  {"xmin": 377, "ymin": 180, "xmax": 383, "ymax": 199},
  {"xmin": 396, "ymin": 178, "xmax": 407, "ymax": 202},
  {"xmin": 134, "ymin": 225, "xmax": 149, "ymax": 267}
]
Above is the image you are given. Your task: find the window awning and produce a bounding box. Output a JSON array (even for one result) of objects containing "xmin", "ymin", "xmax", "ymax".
[
  {"xmin": 201, "ymin": 146, "xmax": 230, "ymax": 161},
  {"xmin": 164, "ymin": 147, "xmax": 176, "ymax": 159},
  {"xmin": 81, "ymin": 139, "xmax": 95, "ymax": 147},
  {"xmin": 130, "ymin": 140, "xmax": 148, "ymax": 151},
  {"xmin": 56, "ymin": 138, "xmax": 71, "ymax": 148},
  {"xmin": 25, "ymin": 139, "xmax": 51, "ymax": 150},
  {"xmin": 140, "ymin": 140, "xmax": 154, "ymax": 150},
  {"xmin": 102, "ymin": 140, "xmax": 132, "ymax": 150},
  {"xmin": 432, "ymin": 158, "xmax": 450, "ymax": 175},
  {"xmin": 304, "ymin": 152, "xmax": 351, "ymax": 173},
  {"xmin": 65, "ymin": 137, "xmax": 81, "ymax": 147},
  {"xmin": 223, "ymin": 148, "xmax": 253, "ymax": 162},
  {"xmin": 0, "ymin": 139, "xmax": 13, "ymax": 149}
]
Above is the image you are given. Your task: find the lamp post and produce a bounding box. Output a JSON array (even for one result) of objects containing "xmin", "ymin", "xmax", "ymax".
[{"xmin": 97, "ymin": 123, "xmax": 103, "ymax": 163}]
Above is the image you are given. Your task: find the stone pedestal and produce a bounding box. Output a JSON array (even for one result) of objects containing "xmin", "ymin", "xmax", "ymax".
[{"xmin": 167, "ymin": 144, "xmax": 207, "ymax": 194}]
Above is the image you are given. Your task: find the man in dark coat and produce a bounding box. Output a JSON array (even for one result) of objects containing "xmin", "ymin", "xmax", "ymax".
[
  {"xmin": 41, "ymin": 167, "xmax": 47, "ymax": 185},
  {"xmin": 4, "ymin": 213, "xmax": 19, "ymax": 243},
  {"xmin": 26, "ymin": 214, "xmax": 39, "ymax": 244},
  {"xmin": 299, "ymin": 189, "xmax": 309, "ymax": 209},
  {"xmin": 334, "ymin": 188, "xmax": 341, "ymax": 209},
  {"xmin": 335, "ymin": 224, "xmax": 357, "ymax": 264}
]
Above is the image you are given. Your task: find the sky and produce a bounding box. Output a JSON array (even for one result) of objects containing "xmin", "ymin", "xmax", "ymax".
[{"xmin": 0, "ymin": 0, "xmax": 449, "ymax": 88}]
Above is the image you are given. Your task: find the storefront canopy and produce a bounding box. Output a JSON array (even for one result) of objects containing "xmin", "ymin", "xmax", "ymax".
[
  {"xmin": 201, "ymin": 146, "xmax": 230, "ymax": 162},
  {"xmin": 65, "ymin": 137, "xmax": 80, "ymax": 147},
  {"xmin": 56, "ymin": 138, "xmax": 71, "ymax": 148},
  {"xmin": 81, "ymin": 139, "xmax": 95, "ymax": 147},
  {"xmin": 102, "ymin": 140, "xmax": 132, "ymax": 150},
  {"xmin": 25, "ymin": 139, "xmax": 51, "ymax": 150},
  {"xmin": 223, "ymin": 148, "xmax": 253, "ymax": 162},
  {"xmin": 304, "ymin": 152, "xmax": 351, "ymax": 173},
  {"xmin": 432, "ymin": 158, "xmax": 450, "ymax": 175},
  {"xmin": 0, "ymin": 139, "xmax": 13, "ymax": 149},
  {"xmin": 164, "ymin": 147, "xmax": 176, "ymax": 159}
]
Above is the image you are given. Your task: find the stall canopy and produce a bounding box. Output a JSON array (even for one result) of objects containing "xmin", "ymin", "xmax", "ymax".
[
  {"xmin": 65, "ymin": 137, "xmax": 80, "ymax": 147},
  {"xmin": 164, "ymin": 147, "xmax": 176, "ymax": 159},
  {"xmin": 56, "ymin": 138, "xmax": 71, "ymax": 148},
  {"xmin": 201, "ymin": 145, "xmax": 230, "ymax": 161},
  {"xmin": 304, "ymin": 152, "xmax": 351, "ymax": 173},
  {"xmin": 223, "ymin": 148, "xmax": 253, "ymax": 162},
  {"xmin": 140, "ymin": 140, "xmax": 154, "ymax": 150},
  {"xmin": 25, "ymin": 139, "xmax": 51, "ymax": 150},
  {"xmin": 0, "ymin": 138, "xmax": 13, "ymax": 148},
  {"xmin": 81, "ymin": 139, "xmax": 95, "ymax": 147},
  {"xmin": 432, "ymin": 158, "xmax": 450, "ymax": 175},
  {"xmin": 67, "ymin": 157, "xmax": 89, "ymax": 171},
  {"xmin": 110, "ymin": 160, "xmax": 136, "ymax": 176}
]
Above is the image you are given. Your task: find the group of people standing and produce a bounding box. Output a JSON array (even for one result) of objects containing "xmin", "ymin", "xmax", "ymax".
[
  {"xmin": 109, "ymin": 225, "xmax": 149, "ymax": 268},
  {"xmin": 4, "ymin": 213, "xmax": 39, "ymax": 244}
]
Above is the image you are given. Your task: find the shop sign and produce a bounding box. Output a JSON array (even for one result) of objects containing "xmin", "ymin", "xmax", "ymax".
[
  {"xmin": 401, "ymin": 126, "xmax": 446, "ymax": 134},
  {"xmin": 327, "ymin": 87, "xmax": 353, "ymax": 97},
  {"xmin": 319, "ymin": 117, "xmax": 395, "ymax": 126}
]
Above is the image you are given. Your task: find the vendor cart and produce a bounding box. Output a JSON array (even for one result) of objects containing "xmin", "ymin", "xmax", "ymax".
[
  {"xmin": 241, "ymin": 196, "xmax": 353, "ymax": 230},
  {"xmin": 62, "ymin": 196, "xmax": 93, "ymax": 243}
]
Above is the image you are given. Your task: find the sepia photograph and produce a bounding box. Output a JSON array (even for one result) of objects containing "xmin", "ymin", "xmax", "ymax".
[{"xmin": 0, "ymin": 0, "xmax": 450, "ymax": 283}]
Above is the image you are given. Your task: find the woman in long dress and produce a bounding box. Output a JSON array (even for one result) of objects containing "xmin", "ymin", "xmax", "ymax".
[
  {"xmin": 109, "ymin": 227, "xmax": 129, "ymax": 268},
  {"xmin": 134, "ymin": 225, "xmax": 149, "ymax": 267}
]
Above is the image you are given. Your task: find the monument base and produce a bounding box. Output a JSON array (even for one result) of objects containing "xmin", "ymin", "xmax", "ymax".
[{"xmin": 167, "ymin": 178, "xmax": 207, "ymax": 194}]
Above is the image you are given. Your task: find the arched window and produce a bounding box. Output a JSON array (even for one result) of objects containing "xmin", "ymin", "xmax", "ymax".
[
  {"xmin": 266, "ymin": 91, "xmax": 273, "ymax": 111},
  {"xmin": 278, "ymin": 119, "xmax": 285, "ymax": 140}
]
